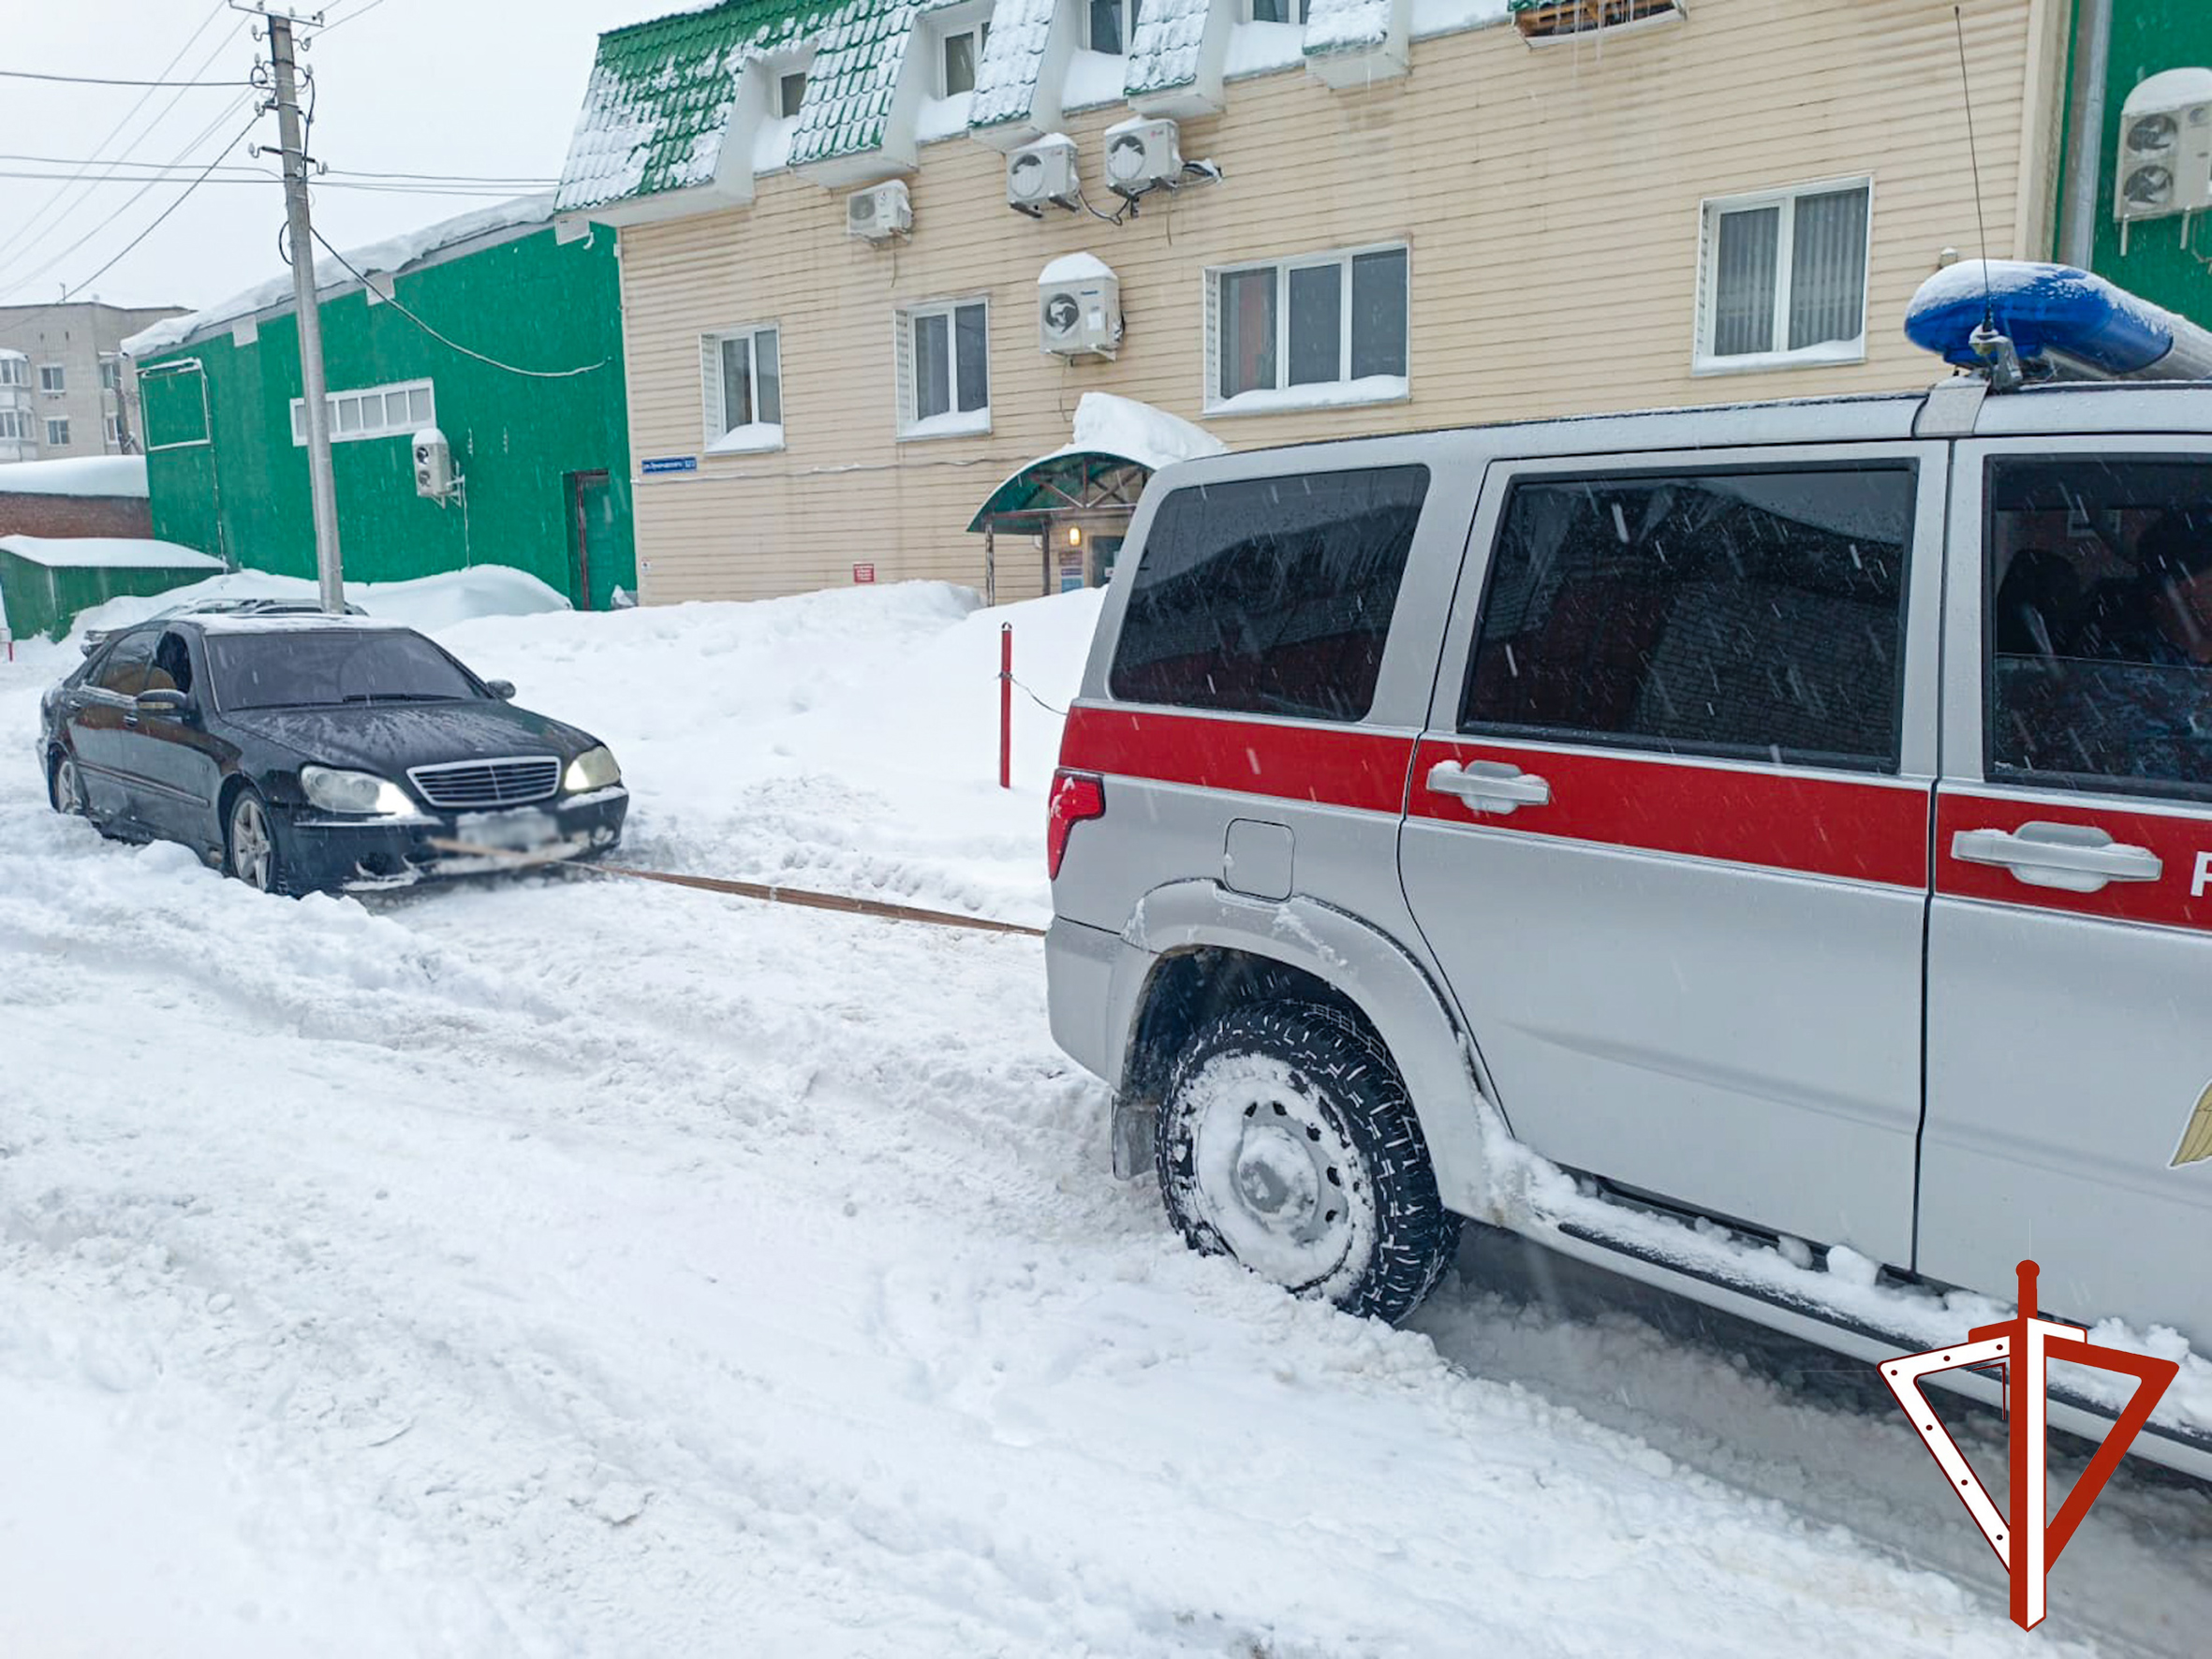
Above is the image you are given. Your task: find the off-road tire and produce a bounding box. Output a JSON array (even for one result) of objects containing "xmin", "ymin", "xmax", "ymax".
[{"xmin": 1157, "ymin": 1000, "xmax": 1460, "ymax": 1324}]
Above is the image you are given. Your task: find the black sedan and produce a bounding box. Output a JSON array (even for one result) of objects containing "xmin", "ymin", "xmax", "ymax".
[{"xmin": 37, "ymin": 615, "xmax": 627, "ymax": 895}]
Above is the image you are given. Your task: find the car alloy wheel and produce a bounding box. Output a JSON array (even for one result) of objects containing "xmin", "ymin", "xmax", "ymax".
[
  {"xmin": 49, "ymin": 752, "xmax": 82, "ymax": 815},
  {"xmin": 228, "ymin": 792, "xmax": 277, "ymax": 892}
]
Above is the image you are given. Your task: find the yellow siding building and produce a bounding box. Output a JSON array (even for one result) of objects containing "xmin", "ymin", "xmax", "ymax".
[{"xmin": 558, "ymin": 0, "xmax": 2070, "ymax": 605}]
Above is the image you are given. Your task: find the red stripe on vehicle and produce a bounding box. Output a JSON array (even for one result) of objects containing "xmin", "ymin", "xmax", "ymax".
[
  {"xmin": 1936, "ymin": 788, "xmax": 2212, "ymax": 932},
  {"xmin": 1409, "ymin": 738, "xmax": 1933, "ymax": 889},
  {"xmin": 1057, "ymin": 705, "xmax": 1415, "ymax": 815}
]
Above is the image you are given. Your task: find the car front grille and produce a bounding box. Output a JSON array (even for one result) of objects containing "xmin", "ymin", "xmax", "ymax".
[{"xmin": 407, "ymin": 756, "xmax": 562, "ymax": 810}]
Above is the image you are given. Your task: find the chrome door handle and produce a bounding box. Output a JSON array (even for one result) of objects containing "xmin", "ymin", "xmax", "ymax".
[
  {"xmin": 1951, "ymin": 823, "xmax": 2162, "ymax": 892},
  {"xmin": 1427, "ymin": 759, "xmax": 1552, "ymax": 815}
]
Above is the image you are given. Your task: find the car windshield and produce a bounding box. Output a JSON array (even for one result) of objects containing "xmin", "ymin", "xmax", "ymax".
[{"xmin": 206, "ymin": 629, "xmax": 479, "ymax": 710}]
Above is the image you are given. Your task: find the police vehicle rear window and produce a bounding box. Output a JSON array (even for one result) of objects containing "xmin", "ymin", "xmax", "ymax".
[{"xmin": 1109, "ymin": 466, "xmax": 1429, "ymax": 722}]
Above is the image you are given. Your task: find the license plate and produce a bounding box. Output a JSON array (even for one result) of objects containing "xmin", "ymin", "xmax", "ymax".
[{"xmin": 456, "ymin": 809, "xmax": 558, "ymax": 851}]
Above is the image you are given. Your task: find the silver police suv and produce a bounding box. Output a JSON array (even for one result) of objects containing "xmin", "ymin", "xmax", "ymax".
[{"xmin": 1045, "ymin": 374, "xmax": 2212, "ymax": 1475}]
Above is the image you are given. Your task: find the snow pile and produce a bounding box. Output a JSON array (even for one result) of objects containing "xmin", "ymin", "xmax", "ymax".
[
  {"xmin": 67, "ymin": 565, "xmax": 570, "ymax": 640},
  {"xmin": 0, "ymin": 536, "xmax": 217, "ymax": 571},
  {"xmin": 0, "ymin": 455, "xmax": 148, "ymax": 498},
  {"xmin": 122, "ymin": 196, "xmax": 555, "ymax": 359},
  {"xmin": 1039, "ymin": 249, "xmax": 1115, "ymax": 284}
]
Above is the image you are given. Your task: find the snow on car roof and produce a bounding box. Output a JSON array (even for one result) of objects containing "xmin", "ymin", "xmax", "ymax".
[{"xmin": 189, "ymin": 613, "xmax": 416, "ymax": 635}]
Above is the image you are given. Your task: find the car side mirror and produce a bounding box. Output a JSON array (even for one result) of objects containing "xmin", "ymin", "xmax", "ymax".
[
  {"xmin": 136, "ymin": 688, "xmax": 190, "ymax": 717},
  {"xmin": 487, "ymin": 680, "xmax": 516, "ymax": 701}
]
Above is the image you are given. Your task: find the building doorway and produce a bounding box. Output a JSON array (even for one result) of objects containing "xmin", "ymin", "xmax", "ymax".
[{"xmin": 566, "ymin": 470, "xmax": 618, "ymax": 609}]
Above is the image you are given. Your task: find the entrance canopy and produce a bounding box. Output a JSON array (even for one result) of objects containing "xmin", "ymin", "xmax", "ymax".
[{"xmin": 966, "ymin": 393, "xmax": 1227, "ymax": 536}]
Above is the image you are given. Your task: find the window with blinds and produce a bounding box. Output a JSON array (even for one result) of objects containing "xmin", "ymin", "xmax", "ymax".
[{"xmin": 1695, "ymin": 180, "xmax": 1872, "ymax": 374}]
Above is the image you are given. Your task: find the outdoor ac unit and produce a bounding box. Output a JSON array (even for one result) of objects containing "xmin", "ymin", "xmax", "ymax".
[
  {"xmin": 1038, "ymin": 256, "xmax": 1121, "ymax": 360},
  {"xmin": 413, "ymin": 428, "xmax": 453, "ymax": 499},
  {"xmin": 1103, "ymin": 117, "xmax": 1181, "ymax": 199},
  {"xmin": 1007, "ymin": 135, "xmax": 1080, "ymax": 217},
  {"xmin": 2116, "ymin": 68, "xmax": 2212, "ymax": 224},
  {"xmin": 846, "ymin": 180, "xmax": 912, "ymax": 242}
]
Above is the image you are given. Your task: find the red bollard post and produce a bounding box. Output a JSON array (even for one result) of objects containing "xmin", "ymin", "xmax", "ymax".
[{"xmin": 998, "ymin": 623, "xmax": 1012, "ymax": 790}]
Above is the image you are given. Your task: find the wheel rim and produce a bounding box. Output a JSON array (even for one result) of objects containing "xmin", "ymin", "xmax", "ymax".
[
  {"xmin": 231, "ymin": 797, "xmax": 273, "ymax": 890},
  {"xmin": 53, "ymin": 756, "xmax": 78, "ymax": 813},
  {"xmin": 1184, "ymin": 1055, "xmax": 1370, "ymax": 1291}
]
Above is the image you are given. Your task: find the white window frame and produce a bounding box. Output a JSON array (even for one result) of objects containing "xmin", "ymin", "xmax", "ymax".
[
  {"xmin": 0, "ymin": 359, "xmax": 23, "ymax": 388},
  {"xmin": 104, "ymin": 413, "xmax": 123, "ymax": 447},
  {"xmin": 289, "ymin": 377, "xmax": 435, "ymax": 445},
  {"xmin": 1692, "ymin": 175, "xmax": 1874, "ymax": 376},
  {"xmin": 1242, "ymin": 0, "xmax": 1305, "ymax": 21},
  {"xmin": 99, "ymin": 355, "xmax": 122, "ymax": 393},
  {"xmin": 1202, "ymin": 241, "xmax": 1411, "ymax": 417},
  {"xmin": 895, "ymin": 297, "xmax": 991, "ymax": 441},
  {"xmin": 700, "ymin": 323, "xmax": 785, "ymax": 454},
  {"xmin": 38, "ymin": 364, "xmax": 65, "ymax": 395},
  {"xmin": 778, "ymin": 70, "xmax": 807, "ymax": 119},
  {"xmin": 45, "ymin": 416, "xmax": 70, "ymax": 447},
  {"xmin": 1087, "ymin": 0, "xmax": 1141, "ymax": 54},
  {"xmin": 940, "ymin": 21, "xmax": 990, "ymax": 97},
  {"xmin": 0, "ymin": 411, "xmax": 26, "ymax": 439}
]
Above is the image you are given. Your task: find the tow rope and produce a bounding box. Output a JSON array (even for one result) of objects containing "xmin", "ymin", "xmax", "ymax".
[{"xmin": 426, "ymin": 839, "xmax": 1047, "ymax": 938}]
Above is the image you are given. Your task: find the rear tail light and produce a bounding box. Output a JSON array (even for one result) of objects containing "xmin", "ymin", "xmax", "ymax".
[{"xmin": 1047, "ymin": 769, "xmax": 1105, "ymax": 880}]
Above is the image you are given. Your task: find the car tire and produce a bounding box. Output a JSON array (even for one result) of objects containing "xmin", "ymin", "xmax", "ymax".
[
  {"xmin": 1157, "ymin": 1000, "xmax": 1460, "ymax": 1324},
  {"xmin": 47, "ymin": 749, "xmax": 84, "ymax": 816},
  {"xmin": 225, "ymin": 786, "xmax": 292, "ymax": 896}
]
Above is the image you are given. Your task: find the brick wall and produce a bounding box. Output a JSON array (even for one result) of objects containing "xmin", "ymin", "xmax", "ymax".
[{"xmin": 0, "ymin": 492, "xmax": 153, "ymax": 540}]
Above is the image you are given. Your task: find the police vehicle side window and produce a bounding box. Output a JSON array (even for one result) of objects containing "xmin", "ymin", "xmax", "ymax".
[
  {"xmin": 1109, "ymin": 465, "xmax": 1429, "ymax": 723},
  {"xmin": 1461, "ymin": 465, "xmax": 1914, "ymax": 771},
  {"xmin": 1985, "ymin": 455, "xmax": 2212, "ymax": 804},
  {"xmin": 93, "ymin": 629, "xmax": 158, "ymax": 697}
]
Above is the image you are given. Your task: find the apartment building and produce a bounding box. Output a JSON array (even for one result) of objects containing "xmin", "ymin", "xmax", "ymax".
[
  {"xmin": 0, "ymin": 301, "xmax": 190, "ymax": 465},
  {"xmin": 555, "ymin": 0, "xmax": 2071, "ymax": 605}
]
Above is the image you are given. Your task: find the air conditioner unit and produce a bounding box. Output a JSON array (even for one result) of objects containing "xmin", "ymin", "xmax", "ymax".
[
  {"xmin": 1008, "ymin": 135, "xmax": 1080, "ymax": 218},
  {"xmin": 2116, "ymin": 67, "xmax": 2212, "ymax": 225},
  {"xmin": 412, "ymin": 428, "xmax": 453, "ymax": 499},
  {"xmin": 1038, "ymin": 256, "xmax": 1121, "ymax": 360},
  {"xmin": 1102, "ymin": 117, "xmax": 1181, "ymax": 199},
  {"xmin": 845, "ymin": 180, "xmax": 912, "ymax": 242}
]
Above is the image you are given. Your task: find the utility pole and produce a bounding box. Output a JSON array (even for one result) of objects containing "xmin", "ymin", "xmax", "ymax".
[{"xmin": 263, "ymin": 10, "xmax": 344, "ymax": 612}]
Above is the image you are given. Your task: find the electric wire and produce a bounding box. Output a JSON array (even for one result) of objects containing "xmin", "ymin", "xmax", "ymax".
[
  {"xmin": 0, "ymin": 1, "xmax": 237, "ymax": 275},
  {"xmin": 0, "ymin": 67, "xmax": 247, "ymax": 89},
  {"xmin": 307, "ymin": 226, "xmax": 608, "ymax": 379},
  {"xmin": 318, "ymin": 0, "xmax": 394, "ymax": 35}
]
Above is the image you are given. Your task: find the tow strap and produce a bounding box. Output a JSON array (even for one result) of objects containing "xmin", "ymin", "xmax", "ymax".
[{"xmin": 426, "ymin": 839, "xmax": 1047, "ymax": 938}]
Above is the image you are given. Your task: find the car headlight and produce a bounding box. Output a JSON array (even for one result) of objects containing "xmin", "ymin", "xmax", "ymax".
[
  {"xmin": 563, "ymin": 746, "xmax": 622, "ymax": 794},
  {"xmin": 300, "ymin": 765, "xmax": 415, "ymax": 816}
]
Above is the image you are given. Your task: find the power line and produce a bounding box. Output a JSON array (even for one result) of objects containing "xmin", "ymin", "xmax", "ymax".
[
  {"xmin": 0, "ymin": 171, "xmax": 538, "ymax": 198},
  {"xmin": 0, "ymin": 154, "xmax": 553, "ymax": 185},
  {"xmin": 309, "ymin": 225, "xmax": 609, "ymax": 379},
  {"xmin": 0, "ymin": 2, "xmax": 236, "ymax": 272},
  {"xmin": 319, "ymin": 0, "xmax": 395, "ymax": 35},
  {"xmin": 0, "ymin": 67, "xmax": 249, "ymax": 89}
]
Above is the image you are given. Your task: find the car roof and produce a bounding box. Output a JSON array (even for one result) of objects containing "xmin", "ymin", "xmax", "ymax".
[{"xmin": 184, "ymin": 613, "xmax": 415, "ymax": 637}]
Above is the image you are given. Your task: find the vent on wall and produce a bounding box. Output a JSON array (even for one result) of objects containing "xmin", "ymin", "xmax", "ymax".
[{"xmin": 1511, "ymin": 0, "xmax": 1684, "ymax": 43}]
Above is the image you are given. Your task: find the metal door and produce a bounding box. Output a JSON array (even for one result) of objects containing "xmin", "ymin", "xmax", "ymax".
[
  {"xmin": 1397, "ymin": 444, "xmax": 1947, "ymax": 1261},
  {"xmin": 1920, "ymin": 438, "xmax": 2212, "ymax": 1340},
  {"xmin": 567, "ymin": 471, "xmax": 620, "ymax": 610}
]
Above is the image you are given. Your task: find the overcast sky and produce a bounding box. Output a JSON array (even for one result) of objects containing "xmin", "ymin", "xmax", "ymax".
[{"xmin": 0, "ymin": 0, "xmax": 683, "ymax": 316}]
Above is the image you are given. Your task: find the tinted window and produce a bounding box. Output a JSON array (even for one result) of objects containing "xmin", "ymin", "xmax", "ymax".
[
  {"xmin": 148, "ymin": 631, "xmax": 194, "ymax": 697},
  {"xmin": 1109, "ymin": 466, "xmax": 1429, "ymax": 722},
  {"xmin": 94, "ymin": 630, "xmax": 158, "ymax": 697},
  {"xmin": 1986, "ymin": 456, "xmax": 2212, "ymax": 802},
  {"xmin": 208, "ymin": 630, "xmax": 479, "ymax": 711},
  {"xmin": 1463, "ymin": 465, "xmax": 1913, "ymax": 770}
]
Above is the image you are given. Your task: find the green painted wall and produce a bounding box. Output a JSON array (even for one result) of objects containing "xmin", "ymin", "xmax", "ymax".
[
  {"xmin": 0, "ymin": 551, "xmax": 218, "ymax": 641},
  {"xmin": 137, "ymin": 221, "xmax": 636, "ymax": 609},
  {"xmin": 2062, "ymin": 1, "xmax": 2212, "ymax": 326}
]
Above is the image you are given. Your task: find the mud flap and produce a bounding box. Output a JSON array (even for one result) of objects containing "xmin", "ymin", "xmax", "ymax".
[{"xmin": 1110, "ymin": 1093, "xmax": 1156, "ymax": 1181}]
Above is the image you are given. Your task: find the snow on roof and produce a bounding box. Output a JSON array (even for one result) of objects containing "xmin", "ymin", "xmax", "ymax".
[
  {"xmin": 1127, "ymin": 0, "xmax": 1215, "ymax": 97},
  {"xmin": 192, "ymin": 612, "xmax": 412, "ymax": 635},
  {"xmin": 1305, "ymin": 0, "xmax": 1395, "ymax": 53},
  {"xmin": 968, "ymin": 0, "xmax": 1057, "ymax": 129},
  {"xmin": 0, "ymin": 455, "xmax": 148, "ymax": 499},
  {"xmin": 1040, "ymin": 251, "xmax": 1115, "ymax": 283},
  {"xmin": 1063, "ymin": 392, "xmax": 1226, "ymax": 472},
  {"xmin": 122, "ymin": 196, "xmax": 557, "ymax": 359},
  {"xmin": 0, "ymin": 535, "xmax": 221, "ymax": 571},
  {"xmin": 0, "ymin": 347, "xmax": 25, "ymax": 362}
]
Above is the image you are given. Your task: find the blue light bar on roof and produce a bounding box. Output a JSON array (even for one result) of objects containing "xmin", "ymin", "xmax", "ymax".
[{"xmin": 1904, "ymin": 259, "xmax": 2212, "ymax": 380}]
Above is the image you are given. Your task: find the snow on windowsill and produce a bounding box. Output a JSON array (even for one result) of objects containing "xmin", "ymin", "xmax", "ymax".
[
  {"xmin": 1062, "ymin": 50, "xmax": 1127, "ymax": 112},
  {"xmin": 899, "ymin": 408, "xmax": 993, "ymax": 442},
  {"xmin": 753, "ymin": 114, "xmax": 800, "ymax": 174},
  {"xmin": 706, "ymin": 422, "xmax": 787, "ymax": 456},
  {"xmin": 1691, "ymin": 336, "xmax": 1867, "ymax": 378},
  {"xmin": 1225, "ymin": 22, "xmax": 1306, "ymax": 80},
  {"xmin": 917, "ymin": 91, "xmax": 976, "ymax": 145},
  {"xmin": 1410, "ymin": 0, "xmax": 1514, "ymax": 39},
  {"xmin": 1204, "ymin": 374, "xmax": 1409, "ymax": 418}
]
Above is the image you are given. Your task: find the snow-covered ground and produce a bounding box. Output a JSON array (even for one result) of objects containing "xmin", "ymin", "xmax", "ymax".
[{"xmin": 5, "ymin": 580, "xmax": 2209, "ymax": 1655}]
